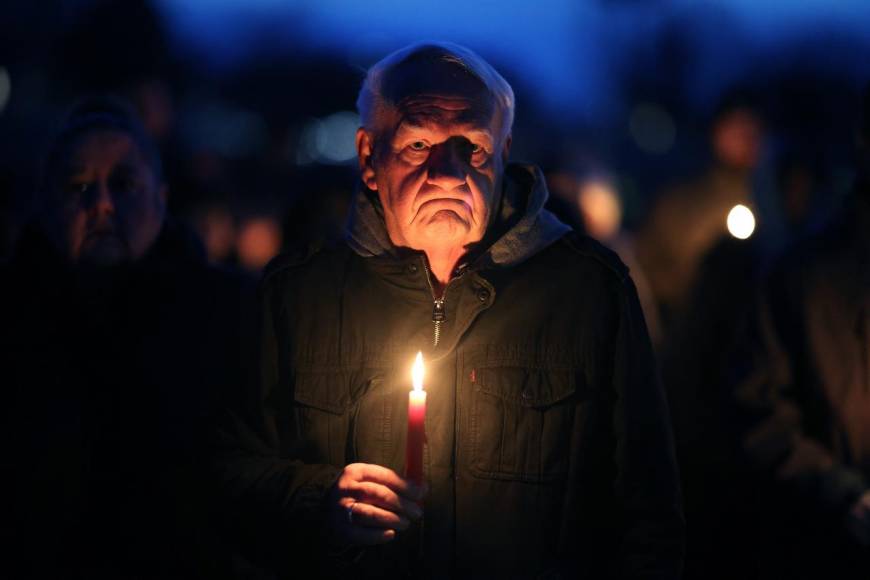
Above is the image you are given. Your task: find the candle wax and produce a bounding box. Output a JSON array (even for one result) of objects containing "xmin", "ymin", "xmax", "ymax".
[{"xmin": 406, "ymin": 389, "xmax": 426, "ymax": 485}]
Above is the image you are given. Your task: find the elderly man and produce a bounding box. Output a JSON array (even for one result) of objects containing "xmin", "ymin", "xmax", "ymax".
[{"xmin": 223, "ymin": 42, "xmax": 683, "ymax": 578}]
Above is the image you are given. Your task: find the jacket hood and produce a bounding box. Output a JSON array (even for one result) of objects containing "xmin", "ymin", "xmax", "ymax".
[{"xmin": 346, "ymin": 163, "xmax": 571, "ymax": 269}]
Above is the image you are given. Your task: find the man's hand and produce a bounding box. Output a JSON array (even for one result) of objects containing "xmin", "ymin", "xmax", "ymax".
[
  {"xmin": 846, "ymin": 490, "xmax": 870, "ymax": 546},
  {"xmin": 327, "ymin": 463, "xmax": 426, "ymax": 546}
]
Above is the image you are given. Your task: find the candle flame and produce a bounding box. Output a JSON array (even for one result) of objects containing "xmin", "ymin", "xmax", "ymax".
[{"xmin": 412, "ymin": 351, "xmax": 424, "ymax": 391}]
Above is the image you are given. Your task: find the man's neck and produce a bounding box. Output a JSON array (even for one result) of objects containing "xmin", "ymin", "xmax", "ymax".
[{"xmin": 423, "ymin": 245, "xmax": 467, "ymax": 297}]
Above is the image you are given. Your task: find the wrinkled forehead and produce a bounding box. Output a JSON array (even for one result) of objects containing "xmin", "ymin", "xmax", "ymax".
[
  {"xmin": 398, "ymin": 94, "xmax": 495, "ymax": 129},
  {"xmin": 381, "ymin": 56, "xmax": 497, "ymax": 128}
]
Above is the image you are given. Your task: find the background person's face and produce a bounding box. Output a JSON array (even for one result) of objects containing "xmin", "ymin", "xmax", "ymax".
[
  {"xmin": 47, "ymin": 129, "xmax": 166, "ymax": 266},
  {"xmin": 712, "ymin": 109, "xmax": 763, "ymax": 172},
  {"xmin": 360, "ymin": 92, "xmax": 508, "ymax": 252}
]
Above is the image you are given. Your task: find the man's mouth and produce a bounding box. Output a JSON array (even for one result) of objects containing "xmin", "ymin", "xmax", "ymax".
[
  {"xmin": 417, "ymin": 195, "xmax": 471, "ymax": 212},
  {"xmin": 85, "ymin": 228, "xmax": 117, "ymax": 239},
  {"xmin": 414, "ymin": 197, "xmax": 470, "ymax": 219},
  {"xmin": 83, "ymin": 227, "xmax": 125, "ymax": 248}
]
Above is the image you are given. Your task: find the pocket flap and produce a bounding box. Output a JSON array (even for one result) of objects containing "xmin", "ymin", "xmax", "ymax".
[
  {"xmin": 476, "ymin": 367, "xmax": 577, "ymax": 408},
  {"xmin": 293, "ymin": 370, "xmax": 380, "ymax": 414}
]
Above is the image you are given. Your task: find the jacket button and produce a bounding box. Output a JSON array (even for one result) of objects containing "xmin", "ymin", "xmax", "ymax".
[
  {"xmin": 407, "ymin": 263, "xmax": 418, "ymax": 274},
  {"xmin": 477, "ymin": 289, "xmax": 490, "ymax": 302}
]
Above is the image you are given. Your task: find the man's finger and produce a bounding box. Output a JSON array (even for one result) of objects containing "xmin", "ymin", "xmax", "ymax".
[
  {"xmin": 359, "ymin": 464, "xmax": 424, "ymax": 499},
  {"xmin": 349, "ymin": 501, "xmax": 411, "ymax": 531},
  {"xmin": 346, "ymin": 527, "xmax": 396, "ymax": 546},
  {"xmin": 353, "ymin": 481, "xmax": 423, "ymax": 519}
]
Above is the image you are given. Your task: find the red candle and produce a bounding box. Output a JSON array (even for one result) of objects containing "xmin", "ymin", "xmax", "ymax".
[{"xmin": 406, "ymin": 351, "xmax": 426, "ymax": 485}]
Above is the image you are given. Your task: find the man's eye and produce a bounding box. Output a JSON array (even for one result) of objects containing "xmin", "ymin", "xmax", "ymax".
[
  {"xmin": 471, "ymin": 143, "xmax": 483, "ymax": 154},
  {"xmin": 408, "ymin": 141, "xmax": 428, "ymax": 152},
  {"xmin": 112, "ymin": 176, "xmax": 136, "ymax": 194},
  {"xmin": 66, "ymin": 182, "xmax": 91, "ymax": 195}
]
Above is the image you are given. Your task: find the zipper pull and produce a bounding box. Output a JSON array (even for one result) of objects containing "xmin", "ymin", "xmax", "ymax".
[
  {"xmin": 432, "ymin": 299, "xmax": 446, "ymax": 322},
  {"xmin": 432, "ymin": 299, "xmax": 445, "ymax": 348}
]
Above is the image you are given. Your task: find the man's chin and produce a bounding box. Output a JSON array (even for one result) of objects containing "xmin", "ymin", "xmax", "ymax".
[
  {"xmin": 78, "ymin": 237, "xmax": 129, "ymax": 267},
  {"xmin": 421, "ymin": 212, "xmax": 469, "ymax": 238},
  {"xmin": 408, "ymin": 223, "xmax": 486, "ymax": 255}
]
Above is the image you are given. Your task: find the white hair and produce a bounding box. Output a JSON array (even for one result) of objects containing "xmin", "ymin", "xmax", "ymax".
[{"xmin": 356, "ymin": 41, "xmax": 515, "ymax": 141}]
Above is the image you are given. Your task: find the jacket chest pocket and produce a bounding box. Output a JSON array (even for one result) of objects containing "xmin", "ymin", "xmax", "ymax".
[
  {"xmin": 291, "ymin": 370, "xmax": 361, "ymax": 466},
  {"xmin": 291, "ymin": 370, "xmax": 400, "ymax": 469},
  {"xmin": 469, "ymin": 366, "xmax": 578, "ymax": 483}
]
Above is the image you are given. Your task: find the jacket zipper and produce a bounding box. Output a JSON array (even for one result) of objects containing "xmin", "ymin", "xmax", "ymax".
[{"xmin": 422, "ymin": 257, "xmax": 446, "ymax": 348}]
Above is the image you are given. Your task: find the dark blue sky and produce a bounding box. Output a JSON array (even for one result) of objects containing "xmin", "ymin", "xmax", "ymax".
[{"xmin": 154, "ymin": 0, "xmax": 870, "ymax": 124}]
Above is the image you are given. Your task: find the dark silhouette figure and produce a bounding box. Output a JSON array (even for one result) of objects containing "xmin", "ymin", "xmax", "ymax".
[
  {"xmin": 1, "ymin": 97, "xmax": 255, "ymax": 578},
  {"xmin": 729, "ymin": 86, "xmax": 870, "ymax": 579}
]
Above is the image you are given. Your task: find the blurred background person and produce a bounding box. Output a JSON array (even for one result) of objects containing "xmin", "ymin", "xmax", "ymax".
[
  {"xmin": 0, "ymin": 97, "xmax": 254, "ymax": 578},
  {"xmin": 729, "ymin": 85, "xmax": 870, "ymax": 580},
  {"xmin": 546, "ymin": 168, "xmax": 663, "ymax": 345},
  {"xmin": 626, "ymin": 97, "xmax": 767, "ymax": 579},
  {"xmin": 635, "ymin": 94, "xmax": 765, "ymax": 333},
  {"xmin": 660, "ymin": 222, "xmax": 765, "ymax": 580}
]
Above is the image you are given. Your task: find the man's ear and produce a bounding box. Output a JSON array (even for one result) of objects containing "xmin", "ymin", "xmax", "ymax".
[
  {"xmin": 501, "ymin": 133, "xmax": 512, "ymax": 163},
  {"xmin": 356, "ymin": 128, "xmax": 378, "ymax": 191}
]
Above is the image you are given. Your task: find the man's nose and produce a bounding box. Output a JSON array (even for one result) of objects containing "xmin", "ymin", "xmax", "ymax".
[
  {"xmin": 86, "ymin": 181, "xmax": 116, "ymax": 216},
  {"xmin": 426, "ymin": 141, "xmax": 467, "ymax": 190}
]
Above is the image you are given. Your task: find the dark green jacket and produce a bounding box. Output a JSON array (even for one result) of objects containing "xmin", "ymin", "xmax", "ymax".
[{"xmin": 221, "ymin": 164, "xmax": 684, "ymax": 578}]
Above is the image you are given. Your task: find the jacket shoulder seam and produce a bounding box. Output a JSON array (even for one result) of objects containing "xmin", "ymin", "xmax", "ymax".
[
  {"xmin": 261, "ymin": 240, "xmax": 348, "ymax": 284},
  {"xmin": 559, "ymin": 232, "xmax": 629, "ymax": 283}
]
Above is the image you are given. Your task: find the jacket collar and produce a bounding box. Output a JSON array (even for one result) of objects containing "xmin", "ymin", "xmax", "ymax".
[{"xmin": 345, "ymin": 163, "xmax": 570, "ymax": 270}]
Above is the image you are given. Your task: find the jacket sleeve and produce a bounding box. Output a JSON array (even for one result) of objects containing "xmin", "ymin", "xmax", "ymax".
[
  {"xmin": 733, "ymin": 270, "xmax": 868, "ymax": 519},
  {"xmin": 614, "ymin": 274, "xmax": 686, "ymax": 579},
  {"xmin": 214, "ymin": 268, "xmax": 341, "ymax": 571}
]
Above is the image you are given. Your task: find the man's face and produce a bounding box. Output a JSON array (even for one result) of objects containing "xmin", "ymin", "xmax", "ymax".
[
  {"xmin": 357, "ymin": 90, "xmax": 509, "ymax": 252},
  {"xmin": 45, "ymin": 129, "xmax": 166, "ymax": 266}
]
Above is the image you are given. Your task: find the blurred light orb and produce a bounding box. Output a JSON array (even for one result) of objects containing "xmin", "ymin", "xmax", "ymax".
[
  {"xmin": 629, "ymin": 103, "xmax": 675, "ymax": 155},
  {"xmin": 0, "ymin": 67, "xmax": 11, "ymax": 114},
  {"xmin": 578, "ymin": 180, "xmax": 622, "ymax": 241},
  {"xmin": 237, "ymin": 216, "xmax": 282, "ymax": 271},
  {"xmin": 195, "ymin": 205, "xmax": 236, "ymax": 264},
  {"xmin": 299, "ymin": 111, "xmax": 359, "ymax": 164},
  {"xmin": 727, "ymin": 204, "xmax": 755, "ymax": 239}
]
